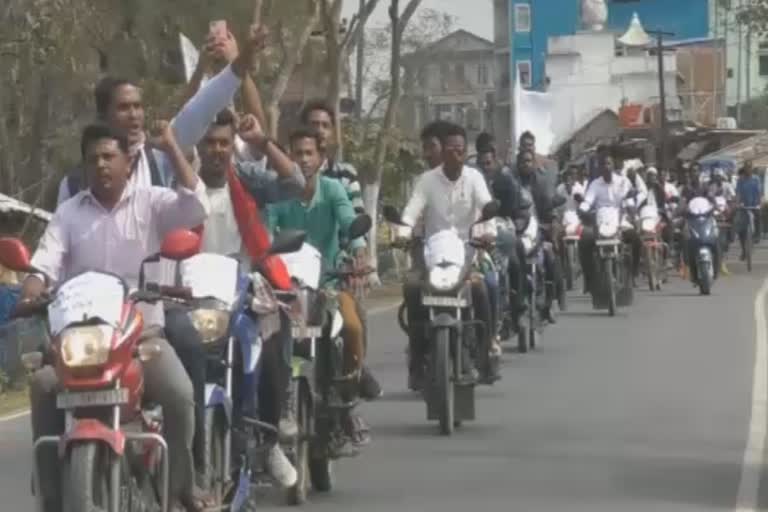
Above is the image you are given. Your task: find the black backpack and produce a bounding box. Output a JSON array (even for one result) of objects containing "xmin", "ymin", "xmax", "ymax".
[{"xmin": 67, "ymin": 144, "xmax": 162, "ymax": 198}]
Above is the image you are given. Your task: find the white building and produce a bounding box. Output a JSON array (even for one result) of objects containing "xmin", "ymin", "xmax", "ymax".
[{"xmin": 545, "ymin": 29, "xmax": 680, "ymax": 148}]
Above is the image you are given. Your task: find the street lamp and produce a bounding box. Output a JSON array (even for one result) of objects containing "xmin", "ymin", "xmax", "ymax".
[{"xmin": 619, "ymin": 13, "xmax": 674, "ymax": 171}]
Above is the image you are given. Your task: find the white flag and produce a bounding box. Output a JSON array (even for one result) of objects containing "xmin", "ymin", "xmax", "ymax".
[
  {"xmin": 514, "ymin": 68, "xmax": 555, "ymax": 155},
  {"xmin": 179, "ymin": 33, "xmax": 200, "ymax": 83}
]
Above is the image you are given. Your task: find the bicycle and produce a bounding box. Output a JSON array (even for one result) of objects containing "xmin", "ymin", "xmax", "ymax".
[{"xmin": 738, "ymin": 205, "xmax": 761, "ymax": 272}]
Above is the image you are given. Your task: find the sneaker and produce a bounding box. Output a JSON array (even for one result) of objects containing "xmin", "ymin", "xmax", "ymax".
[
  {"xmin": 267, "ymin": 444, "xmax": 298, "ymax": 488},
  {"xmin": 359, "ymin": 366, "xmax": 383, "ymax": 401}
]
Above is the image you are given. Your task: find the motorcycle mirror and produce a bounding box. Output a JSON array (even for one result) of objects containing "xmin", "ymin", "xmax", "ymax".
[
  {"xmin": 160, "ymin": 229, "xmax": 201, "ymax": 261},
  {"xmin": 348, "ymin": 214, "xmax": 373, "ymax": 240},
  {"xmin": 268, "ymin": 230, "xmax": 306, "ymax": 255},
  {"xmin": 478, "ymin": 200, "xmax": 500, "ymax": 223},
  {"xmin": 0, "ymin": 237, "xmax": 34, "ymax": 273},
  {"xmin": 382, "ymin": 205, "xmax": 406, "ymax": 226}
]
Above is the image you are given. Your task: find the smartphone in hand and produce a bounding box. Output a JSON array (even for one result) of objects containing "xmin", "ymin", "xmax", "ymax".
[{"xmin": 209, "ymin": 20, "xmax": 228, "ymax": 44}]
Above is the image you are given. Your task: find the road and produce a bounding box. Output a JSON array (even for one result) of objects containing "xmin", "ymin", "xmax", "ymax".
[{"xmin": 2, "ymin": 254, "xmax": 768, "ymax": 511}]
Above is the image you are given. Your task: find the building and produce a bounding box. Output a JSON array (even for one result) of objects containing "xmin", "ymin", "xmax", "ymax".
[
  {"xmin": 400, "ymin": 30, "xmax": 496, "ymax": 144},
  {"xmin": 495, "ymin": 0, "xmax": 712, "ymax": 93}
]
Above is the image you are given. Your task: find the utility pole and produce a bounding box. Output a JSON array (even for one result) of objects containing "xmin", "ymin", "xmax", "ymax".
[
  {"xmin": 737, "ymin": 1, "xmax": 743, "ymax": 124},
  {"xmin": 651, "ymin": 30, "xmax": 674, "ymax": 172}
]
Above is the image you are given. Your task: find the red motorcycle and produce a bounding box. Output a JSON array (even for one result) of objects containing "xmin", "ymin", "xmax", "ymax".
[{"xmin": 0, "ymin": 229, "xmax": 201, "ymax": 512}]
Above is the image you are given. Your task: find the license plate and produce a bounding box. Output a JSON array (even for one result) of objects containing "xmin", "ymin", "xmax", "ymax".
[
  {"xmin": 57, "ymin": 388, "xmax": 129, "ymax": 409},
  {"xmin": 423, "ymin": 296, "xmax": 467, "ymax": 308},
  {"xmin": 291, "ymin": 325, "xmax": 323, "ymax": 339},
  {"xmin": 596, "ymin": 239, "xmax": 619, "ymax": 246},
  {"xmin": 563, "ymin": 236, "xmax": 579, "ymax": 241}
]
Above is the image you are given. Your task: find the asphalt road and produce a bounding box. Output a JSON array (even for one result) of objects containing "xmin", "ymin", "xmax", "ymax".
[{"xmin": 3, "ymin": 252, "xmax": 768, "ymax": 511}]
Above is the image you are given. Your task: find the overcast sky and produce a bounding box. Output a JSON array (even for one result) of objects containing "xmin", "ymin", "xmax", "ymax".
[{"xmin": 342, "ymin": 0, "xmax": 493, "ymax": 40}]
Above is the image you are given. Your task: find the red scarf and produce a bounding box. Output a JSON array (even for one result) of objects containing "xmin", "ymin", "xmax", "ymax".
[{"xmin": 194, "ymin": 168, "xmax": 292, "ymax": 290}]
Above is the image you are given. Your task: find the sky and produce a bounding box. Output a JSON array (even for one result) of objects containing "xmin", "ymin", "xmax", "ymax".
[{"xmin": 342, "ymin": 0, "xmax": 493, "ymax": 40}]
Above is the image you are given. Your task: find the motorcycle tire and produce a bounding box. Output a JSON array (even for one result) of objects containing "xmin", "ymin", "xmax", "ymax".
[
  {"xmin": 699, "ymin": 260, "xmax": 712, "ymax": 296},
  {"xmin": 286, "ymin": 381, "xmax": 311, "ymax": 505},
  {"xmin": 204, "ymin": 408, "xmax": 226, "ymax": 507},
  {"xmin": 62, "ymin": 442, "xmax": 111, "ymax": 512},
  {"xmin": 529, "ymin": 295, "xmax": 538, "ymax": 350},
  {"xmin": 309, "ymin": 456, "xmax": 333, "ymax": 493},
  {"xmin": 565, "ymin": 244, "xmax": 576, "ymax": 291},
  {"xmin": 517, "ymin": 313, "xmax": 529, "ymax": 354},
  {"xmin": 645, "ymin": 245, "xmax": 657, "ymax": 292},
  {"xmin": 605, "ymin": 259, "xmax": 616, "ymax": 317},
  {"xmin": 435, "ymin": 328, "xmax": 454, "ymax": 436}
]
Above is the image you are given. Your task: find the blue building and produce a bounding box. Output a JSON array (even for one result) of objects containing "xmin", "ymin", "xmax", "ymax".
[{"xmin": 502, "ymin": 0, "xmax": 711, "ymax": 91}]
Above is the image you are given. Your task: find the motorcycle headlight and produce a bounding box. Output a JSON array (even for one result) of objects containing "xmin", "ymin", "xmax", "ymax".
[
  {"xmin": 598, "ymin": 224, "xmax": 617, "ymax": 239},
  {"xmin": 429, "ymin": 266, "xmax": 462, "ymax": 292},
  {"xmin": 189, "ymin": 309, "xmax": 230, "ymax": 344},
  {"xmin": 60, "ymin": 325, "xmax": 113, "ymax": 368}
]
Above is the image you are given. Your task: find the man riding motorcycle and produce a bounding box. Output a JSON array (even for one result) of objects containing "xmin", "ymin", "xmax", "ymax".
[
  {"xmin": 476, "ymin": 144, "xmax": 531, "ymax": 333},
  {"xmin": 514, "ymin": 149, "xmax": 566, "ymax": 322},
  {"xmin": 266, "ymin": 128, "xmax": 371, "ymax": 446},
  {"xmin": 173, "ymin": 109, "xmax": 307, "ymax": 488},
  {"xmin": 23, "ymin": 124, "xmax": 211, "ymax": 512},
  {"xmin": 578, "ymin": 153, "xmax": 641, "ymax": 295},
  {"xmin": 398, "ymin": 123, "xmax": 498, "ymax": 390}
]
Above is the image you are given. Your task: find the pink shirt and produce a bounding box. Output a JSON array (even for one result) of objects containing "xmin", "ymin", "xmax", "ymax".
[{"xmin": 32, "ymin": 181, "xmax": 210, "ymax": 326}]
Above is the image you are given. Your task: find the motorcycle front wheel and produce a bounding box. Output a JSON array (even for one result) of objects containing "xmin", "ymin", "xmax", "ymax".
[
  {"xmin": 604, "ymin": 259, "xmax": 616, "ymax": 317},
  {"xmin": 286, "ymin": 380, "xmax": 312, "ymax": 505},
  {"xmin": 435, "ymin": 328, "xmax": 454, "ymax": 436},
  {"xmin": 62, "ymin": 442, "xmax": 111, "ymax": 512}
]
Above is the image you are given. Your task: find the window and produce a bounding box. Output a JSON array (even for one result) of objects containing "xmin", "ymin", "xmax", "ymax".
[
  {"xmin": 478, "ymin": 64, "xmax": 488, "ymax": 85},
  {"xmin": 440, "ymin": 63, "xmax": 450, "ymax": 82},
  {"xmin": 760, "ymin": 56, "xmax": 768, "ymax": 76},
  {"xmin": 517, "ymin": 60, "xmax": 532, "ymax": 87},
  {"xmin": 514, "ymin": 4, "xmax": 531, "ymax": 32},
  {"xmin": 759, "ymin": 42, "xmax": 768, "ymax": 76}
]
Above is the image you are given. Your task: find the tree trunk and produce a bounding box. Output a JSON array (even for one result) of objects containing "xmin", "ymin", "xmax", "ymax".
[
  {"xmin": 362, "ymin": 182, "xmax": 381, "ymax": 285},
  {"xmin": 365, "ymin": 0, "xmax": 422, "ymax": 282},
  {"xmin": 264, "ymin": 0, "xmax": 320, "ymax": 138}
]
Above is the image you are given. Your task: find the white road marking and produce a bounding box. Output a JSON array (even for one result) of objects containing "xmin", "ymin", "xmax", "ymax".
[
  {"xmin": 0, "ymin": 299, "xmax": 401, "ymax": 425},
  {"xmin": 734, "ymin": 276, "xmax": 768, "ymax": 512}
]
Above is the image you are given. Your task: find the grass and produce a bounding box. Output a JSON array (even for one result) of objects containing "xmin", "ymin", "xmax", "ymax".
[{"xmin": 0, "ymin": 386, "xmax": 28, "ymax": 417}]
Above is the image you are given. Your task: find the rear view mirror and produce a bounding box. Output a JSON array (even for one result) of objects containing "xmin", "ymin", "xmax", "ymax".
[
  {"xmin": 160, "ymin": 229, "xmax": 201, "ymax": 261},
  {"xmin": 348, "ymin": 214, "xmax": 372, "ymax": 240},
  {"xmin": 382, "ymin": 205, "xmax": 406, "ymax": 226},
  {"xmin": 0, "ymin": 238, "xmax": 34, "ymax": 273},
  {"xmin": 268, "ymin": 230, "xmax": 306, "ymax": 255},
  {"xmin": 478, "ymin": 201, "xmax": 500, "ymax": 223}
]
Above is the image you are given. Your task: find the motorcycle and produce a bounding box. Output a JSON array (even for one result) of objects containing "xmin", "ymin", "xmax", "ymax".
[
  {"xmin": 638, "ymin": 204, "xmax": 665, "ymax": 292},
  {"xmin": 591, "ymin": 205, "xmax": 634, "ymax": 316},
  {"xmin": 516, "ymin": 212, "xmax": 545, "ymax": 353},
  {"xmin": 561, "ymin": 209, "xmax": 582, "ymax": 291},
  {"xmin": 384, "ymin": 202, "xmax": 499, "ymax": 435},
  {"xmin": 145, "ymin": 229, "xmax": 309, "ymax": 509},
  {"xmin": 277, "ymin": 214, "xmax": 373, "ymax": 490},
  {"xmin": 0, "ymin": 231, "xmax": 206, "ymax": 512},
  {"xmin": 686, "ymin": 197, "xmax": 719, "ymax": 295}
]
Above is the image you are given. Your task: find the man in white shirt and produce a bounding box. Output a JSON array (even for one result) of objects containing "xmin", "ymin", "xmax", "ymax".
[
  {"xmin": 23, "ymin": 124, "xmax": 211, "ymax": 512},
  {"xmin": 578, "ymin": 153, "xmax": 640, "ymax": 293},
  {"xmin": 399, "ymin": 123, "xmax": 500, "ymax": 389},
  {"xmin": 56, "ymin": 26, "xmax": 267, "ymax": 204},
  {"xmin": 557, "ymin": 165, "xmax": 586, "ymax": 212}
]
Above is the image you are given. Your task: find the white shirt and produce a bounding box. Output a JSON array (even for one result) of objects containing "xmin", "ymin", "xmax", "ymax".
[
  {"xmin": 33, "ymin": 181, "xmax": 210, "ymax": 326},
  {"xmin": 201, "ymin": 185, "xmax": 244, "ymax": 257},
  {"xmin": 557, "ymin": 182, "xmax": 585, "ymax": 211},
  {"xmin": 402, "ymin": 165, "xmax": 496, "ymax": 241},
  {"xmin": 56, "ymin": 65, "xmax": 243, "ymax": 206},
  {"xmin": 627, "ymin": 174, "xmax": 648, "ymax": 207},
  {"xmin": 664, "ymin": 182, "xmax": 680, "ymax": 200},
  {"xmin": 581, "ymin": 174, "xmax": 633, "ymax": 211}
]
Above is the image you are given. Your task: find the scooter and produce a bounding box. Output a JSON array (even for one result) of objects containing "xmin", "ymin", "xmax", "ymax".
[
  {"xmin": 384, "ymin": 203, "xmax": 499, "ymax": 436},
  {"xmin": 0, "ymin": 232, "xmax": 205, "ymax": 512},
  {"xmin": 686, "ymin": 197, "xmax": 719, "ymax": 295}
]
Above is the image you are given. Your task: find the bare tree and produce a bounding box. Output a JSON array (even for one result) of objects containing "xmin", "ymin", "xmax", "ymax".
[
  {"xmin": 363, "ymin": 0, "xmax": 422, "ymax": 283},
  {"xmin": 264, "ymin": 0, "xmax": 321, "ymax": 137}
]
